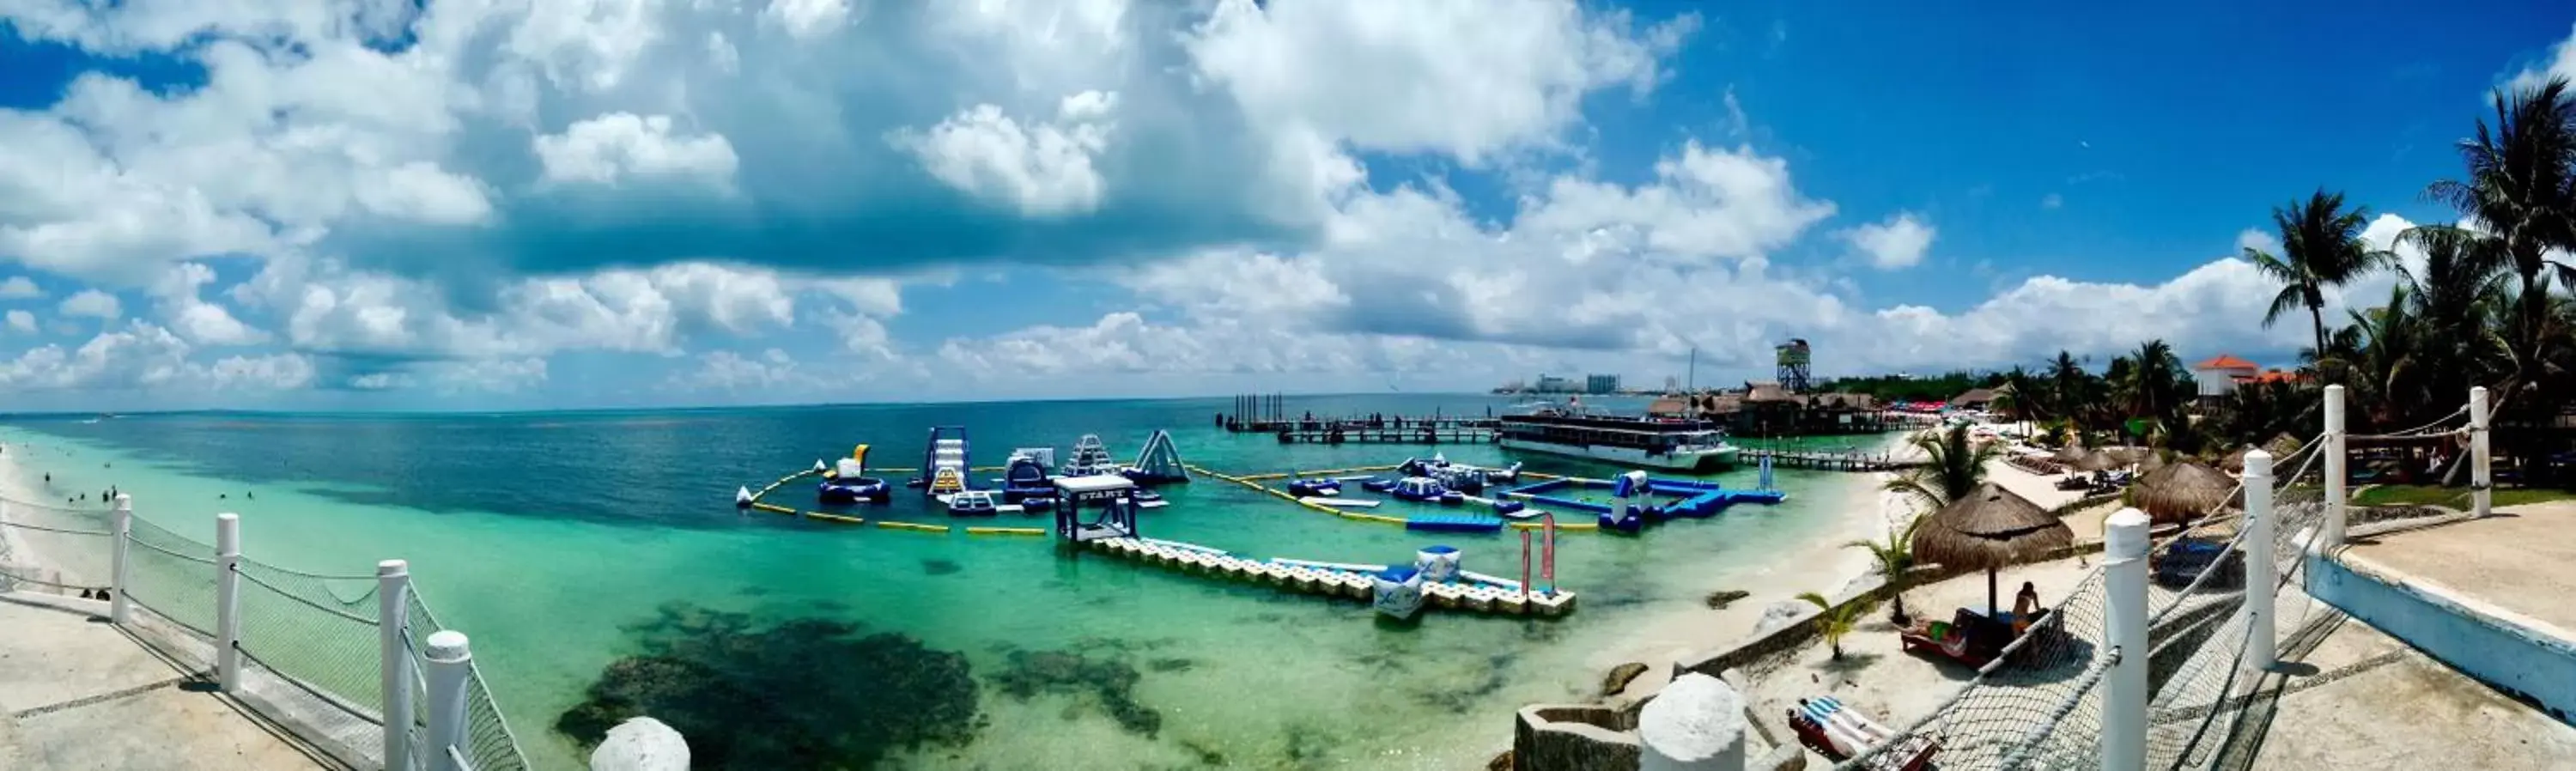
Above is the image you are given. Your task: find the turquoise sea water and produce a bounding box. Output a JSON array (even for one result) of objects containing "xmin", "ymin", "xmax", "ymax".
[{"xmin": 0, "ymin": 395, "xmax": 1885, "ymax": 769}]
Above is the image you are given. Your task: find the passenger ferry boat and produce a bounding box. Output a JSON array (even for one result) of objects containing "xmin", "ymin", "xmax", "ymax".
[{"xmin": 1498, "ymin": 403, "xmax": 1741, "ymax": 471}]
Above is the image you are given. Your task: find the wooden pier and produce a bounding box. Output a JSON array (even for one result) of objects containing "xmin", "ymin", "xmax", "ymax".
[{"xmin": 1738, "ymin": 448, "xmax": 1918, "ymax": 472}]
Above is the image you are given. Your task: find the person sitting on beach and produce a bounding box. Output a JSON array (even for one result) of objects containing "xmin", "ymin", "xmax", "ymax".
[{"xmin": 2012, "ymin": 581, "xmax": 2043, "ymax": 634}]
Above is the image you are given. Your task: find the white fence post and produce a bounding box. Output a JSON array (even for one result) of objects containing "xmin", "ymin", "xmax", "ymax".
[
  {"xmin": 216, "ymin": 512, "xmax": 242, "ymax": 693},
  {"xmin": 2470, "ymin": 386, "xmax": 2492, "ymax": 519},
  {"xmin": 110, "ymin": 494, "xmax": 132, "ymax": 624},
  {"xmin": 2321, "ymin": 385, "xmax": 2347, "ymax": 549},
  {"xmin": 380, "ymin": 560, "xmax": 415, "ymax": 771},
  {"xmin": 2100, "ymin": 507, "xmax": 2150, "ymax": 771},
  {"xmin": 425, "ymin": 630, "xmax": 472, "ymax": 771},
  {"xmin": 2240, "ymin": 450, "xmax": 2276, "ymax": 671}
]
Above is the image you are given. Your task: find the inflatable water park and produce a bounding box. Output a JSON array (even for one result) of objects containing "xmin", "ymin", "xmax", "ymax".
[{"xmin": 734, "ymin": 428, "xmax": 1790, "ymax": 622}]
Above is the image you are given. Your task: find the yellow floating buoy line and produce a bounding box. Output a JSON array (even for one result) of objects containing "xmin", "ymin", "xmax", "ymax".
[
  {"xmin": 876, "ymin": 521, "xmax": 951, "ymax": 534},
  {"xmin": 805, "ymin": 511, "xmax": 866, "ymax": 525},
  {"xmin": 965, "ymin": 525, "xmax": 1047, "ymax": 537}
]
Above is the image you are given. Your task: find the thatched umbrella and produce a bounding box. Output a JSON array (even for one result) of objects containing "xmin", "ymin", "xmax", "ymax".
[
  {"xmin": 2134, "ymin": 461, "xmax": 2237, "ymax": 525},
  {"xmin": 1912, "ymin": 483, "xmax": 2076, "ymax": 616}
]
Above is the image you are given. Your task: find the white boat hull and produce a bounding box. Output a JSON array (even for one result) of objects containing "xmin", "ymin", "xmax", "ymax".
[{"xmin": 1500, "ymin": 439, "xmax": 1739, "ymax": 470}]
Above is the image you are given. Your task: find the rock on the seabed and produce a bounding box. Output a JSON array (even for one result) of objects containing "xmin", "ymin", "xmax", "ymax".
[
  {"xmin": 1601, "ymin": 663, "xmax": 1652, "ymax": 697},
  {"xmin": 591, "ymin": 718, "xmax": 689, "ymax": 771},
  {"xmin": 1703, "ymin": 590, "xmax": 1750, "ymax": 610}
]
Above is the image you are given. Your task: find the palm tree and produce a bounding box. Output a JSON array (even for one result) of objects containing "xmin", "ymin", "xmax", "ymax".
[
  {"xmin": 2246, "ymin": 190, "xmax": 2397, "ymax": 363},
  {"xmin": 2044, "ymin": 351, "xmax": 2095, "ymax": 434},
  {"xmin": 2400, "ymin": 225, "xmax": 2515, "ymax": 401},
  {"xmin": 2120, "ymin": 340, "xmax": 2192, "ymax": 426},
  {"xmin": 1845, "ymin": 514, "xmax": 1932, "ymax": 625},
  {"xmin": 1798, "ymin": 592, "xmax": 1872, "ymax": 662},
  {"xmin": 1883, "ymin": 425, "xmax": 2002, "ymax": 513},
  {"xmin": 2425, "ymin": 76, "xmax": 2576, "ymax": 338}
]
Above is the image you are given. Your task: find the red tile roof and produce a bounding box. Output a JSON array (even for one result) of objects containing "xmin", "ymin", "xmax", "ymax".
[{"xmin": 2193, "ymin": 355, "xmax": 2259, "ymax": 370}]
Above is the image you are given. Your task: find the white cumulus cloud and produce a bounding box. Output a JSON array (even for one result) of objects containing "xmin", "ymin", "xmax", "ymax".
[
  {"xmin": 1842, "ymin": 212, "xmax": 1935, "ymax": 270},
  {"xmin": 58, "ymin": 289, "xmax": 121, "ymax": 320},
  {"xmin": 535, "ymin": 112, "xmax": 741, "ymax": 187}
]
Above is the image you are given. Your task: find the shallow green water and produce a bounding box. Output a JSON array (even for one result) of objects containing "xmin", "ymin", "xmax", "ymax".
[{"xmin": 0, "ymin": 397, "xmax": 1885, "ymax": 769}]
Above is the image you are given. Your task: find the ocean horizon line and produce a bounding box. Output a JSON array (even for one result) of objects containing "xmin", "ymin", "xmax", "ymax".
[{"xmin": 0, "ymin": 389, "xmax": 1601, "ymax": 421}]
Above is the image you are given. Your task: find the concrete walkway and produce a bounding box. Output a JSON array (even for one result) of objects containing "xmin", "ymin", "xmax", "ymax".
[
  {"xmin": 2346, "ymin": 501, "xmax": 2576, "ymax": 635},
  {"xmin": 0, "ymin": 595, "xmax": 331, "ymax": 770}
]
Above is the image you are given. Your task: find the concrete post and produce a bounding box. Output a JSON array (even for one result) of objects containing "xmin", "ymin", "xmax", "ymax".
[
  {"xmin": 2101, "ymin": 508, "xmax": 2150, "ymax": 771},
  {"xmin": 2321, "ymin": 385, "xmax": 2347, "ymax": 549},
  {"xmin": 380, "ymin": 560, "xmax": 414, "ymax": 771},
  {"xmin": 2240, "ymin": 451, "xmax": 2276, "ymax": 671},
  {"xmin": 2470, "ymin": 386, "xmax": 2492, "ymax": 519},
  {"xmin": 425, "ymin": 630, "xmax": 472, "ymax": 771},
  {"xmin": 109, "ymin": 494, "xmax": 131, "ymax": 624},
  {"xmin": 215, "ymin": 513, "xmax": 242, "ymax": 693},
  {"xmin": 1638, "ymin": 673, "xmax": 1746, "ymax": 771}
]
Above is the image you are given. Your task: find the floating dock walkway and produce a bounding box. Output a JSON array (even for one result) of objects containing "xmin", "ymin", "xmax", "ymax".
[
  {"xmin": 1078, "ymin": 537, "xmax": 1575, "ymax": 617},
  {"xmin": 1736, "ymin": 447, "xmax": 1917, "ymax": 472}
]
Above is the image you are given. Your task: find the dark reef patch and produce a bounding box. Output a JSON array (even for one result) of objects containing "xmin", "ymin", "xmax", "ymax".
[
  {"xmin": 987, "ymin": 647, "xmax": 1163, "ymax": 738},
  {"xmin": 921, "ymin": 558, "xmax": 963, "ymax": 576},
  {"xmin": 554, "ymin": 603, "xmax": 983, "ymax": 768}
]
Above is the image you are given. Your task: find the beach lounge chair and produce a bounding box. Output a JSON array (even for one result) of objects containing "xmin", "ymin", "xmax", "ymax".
[
  {"xmin": 1786, "ymin": 696, "xmax": 1939, "ymax": 770},
  {"xmin": 1901, "ymin": 608, "xmax": 2048, "ymax": 668}
]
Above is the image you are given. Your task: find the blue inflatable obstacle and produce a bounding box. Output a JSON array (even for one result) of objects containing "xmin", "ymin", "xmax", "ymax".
[
  {"xmin": 1503, "ymin": 470, "xmax": 1784, "ymax": 534},
  {"xmin": 817, "ymin": 446, "xmax": 893, "ymax": 505},
  {"xmin": 999, "ymin": 448, "xmax": 1058, "ymax": 509}
]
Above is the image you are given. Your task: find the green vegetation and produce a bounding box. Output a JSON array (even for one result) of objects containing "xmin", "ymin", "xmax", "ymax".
[
  {"xmin": 1823, "ymin": 370, "xmax": 1998, "ymax": 403},
  {"xmin": 2353, "ymin": 484, "xmax": 2576, "ymax": 508},
  {"xmin": 1845, "ymin": 513, "xmax": 1931, "ymax": 625},
  {"xmin": 1798, "ymin": 592, "xmax": 1874, "ymax": 662}
]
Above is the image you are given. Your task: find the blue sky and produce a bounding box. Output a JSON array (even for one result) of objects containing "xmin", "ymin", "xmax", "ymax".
[{"xmin": 0, "ymin": 0, "xmax": 2571, "ymax": 410}]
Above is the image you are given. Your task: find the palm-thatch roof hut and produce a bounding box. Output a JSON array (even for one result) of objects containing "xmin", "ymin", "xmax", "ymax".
[
  {"xmin": 2134, "ymin": 461, "xmax": 2237, "ymax": 525},
  {"xmin": 1913, "ymin": 483, "xmax": 2076, "ymax": 615}
]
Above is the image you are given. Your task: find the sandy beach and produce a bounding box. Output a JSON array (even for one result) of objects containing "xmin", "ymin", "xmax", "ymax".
[{"xmin": 1595, "ymin": 431, "xmax": 1923, "ymax": 696}]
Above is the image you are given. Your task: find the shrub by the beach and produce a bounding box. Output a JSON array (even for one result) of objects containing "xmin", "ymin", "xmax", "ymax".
[{"xmin": 556, "ymin": 603, "xmax": 984, "ymax": 768}]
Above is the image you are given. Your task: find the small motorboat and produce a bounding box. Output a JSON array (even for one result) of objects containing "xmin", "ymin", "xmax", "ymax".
[{"xmin": 946, "ymin": 489, "xmax": 999, "ymax": 517}]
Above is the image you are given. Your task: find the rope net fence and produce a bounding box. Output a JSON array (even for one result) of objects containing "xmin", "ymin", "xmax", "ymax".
[
  {"xmin": 0, "ymin": 495, "xmax": 530, "ymax": 771},
  {"xmin": 408, "ymin": 592, "xmax": 532, "ymax": 771},
  {"xmin": 1840, "ymin": 428, "xmax": 2352, "ymax": 771},
  {"xmin": 0, "ymin": 498, "xmax": 114, "ymax": 593}
]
